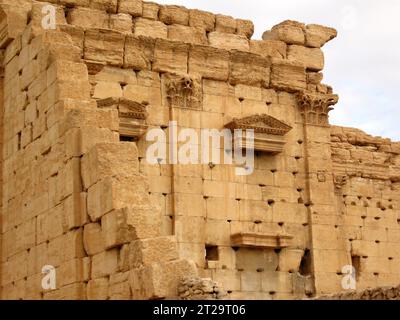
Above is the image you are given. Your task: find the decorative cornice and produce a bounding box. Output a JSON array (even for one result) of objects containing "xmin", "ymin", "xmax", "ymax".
[
  {"xmin": 224, "ymin": 114, "xmax": 292, "ymax": 136},
  {"xmin": 97, "ymin": 97, "xmax": 148, "ymax": 140},
  {"xmin": 231, "ymin": 232, "xmax": 293, "ymax": 249},
  {"xmin": 296, "ymin": 91, "xmax": 339, "ymax": 126}
]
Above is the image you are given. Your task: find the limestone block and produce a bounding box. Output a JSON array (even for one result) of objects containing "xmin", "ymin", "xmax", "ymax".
[
  {"xmin": 118, "ymin": 0, "xmax": 143, "ymax": 16},
  {"xmin": 56, "ymin": 158, "xmax": 82, "ymax": 202},
  {"xmin": 58, "ymin": 258, "xmax": 88, "ymax": 287},
  {"xmin": 159, "ymin": 5, "xmax": 189, "ymax": 26},
  {"xmin": 208, "ymin": 32, "xmax": 249, "ymax": 52},
  {"xmin": 188, "ymin": 45, "xmax": 229, "ymax": 81},
  {"xmin": 249, "ymin": 40, "xmax": 287, "ymax": 59},
  {"xmin": 43, "ymin": 283, "xmax": 86, "ymax": 300},
  {"xmin": 133, "ymin": 18, "xmax": 168, "ymax": 39},
  {"xmin": 124, "ymin": 36, "xmax": 155, "ymax": 70},
  {"xmin": 152, "ymin": 39, "xmax": 188, "ymax": 74},
  {"xmin": 167, "ymin": 25, "xmax": 207, "ymax": 45},
  {"xmin": 215, "ymin": 14, "xmax": 236, "ymax": 34},
  {"xmin": 287, "ymin": 45, "xmax": 324, "ymax": 71},
  {"xmin": 92, "ymin": 249, "xmax": 119, "ymax": 278},
  {"xmin": 63, "ymin": 193, "xmax": 88, "ymax": 230},
  {"xmin": 81, "ymin": 142, "xmax": 139, "ymax": 189},
  {"xmin": 59, "ymin": 24, "xmax": 85, "ymax": 52},
  {"xmin": 67, "ymin": 7, "xmax": 109, "ymax": 29},
  {"xmin": 129, "ymin": 259, "xmax": 197, "ymax": 299},
  {"xmin": 305, "ymin": 24, "xmax": 337, "ymax": 48},
  {"xmin": 142, "ymin": 2, "xmax": 159, "ymax": 20},
  {"xmin": 109, "ymin": 13, "xmax": 133, "ymax": 33},
  {"xmin": 109, "ymin": 281, "xmax": 131, "ymax": 299},
  {"xmin": 236, "ymin": 19, "xmax": 254, "ymax": 39},
  {"xmin": 84, "ymin": 29, "xmax": 125, "ymax": 66},
  {"xmin": 87, "ymin": 175, "xmax": 150, "ymax": 221},
  {"xmin": 229, "ymin": 50, "xmax": 270, "ymax": 87},
  {"xmin": 83, "ymin": 223, "xmax": 105, "ymax": 256},
  {"xmin": 268, "ymin": 20, "xmax": 305, "ymax": 45},
  {"xmin": 65, "ymin": 127, "xmax": 119, "ymax": 158},
  {"xmin": 90, "ymin": 0, "xmax": 118, "ymax": 13},
  {"xmin": 278, "ymin": 248, "xmax": 304, "ymax": 272},
  {"xmin": 101, "ymin": 209, "xmax": 138, "ymax": 249},
  {"xmin": 189, "ymin": 9, "xmax": 215, "ymax": 32},
  {"xmin": 92, "ymin": 81, "xmax": 123, "ymax": 99},
  {"xmin": 174, "ymin": 193, "xmax": 205, "ymax": 217},
  {"xmin": 129, "ymin": 236, "xmax": 178, "ymax": 268},
  {"xmin": 270, "ymin": 59, "xmax": 307, "ymax": 92},
  {"xmin": 87, "ymin": 277, "xmax": 109, "ymax": 300}
]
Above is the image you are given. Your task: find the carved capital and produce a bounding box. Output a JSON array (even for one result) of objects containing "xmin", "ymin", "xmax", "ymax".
[
  {"xmin": 296, "ymin": 91, "xmax": 339, "ymax": 126},
  {"xmin": 164, "ymin": 73, "xmax": 202, "ymax": 110}
]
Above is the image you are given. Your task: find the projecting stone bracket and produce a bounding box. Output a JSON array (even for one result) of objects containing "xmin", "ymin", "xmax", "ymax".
[
  {"xmin": 231, "ymin": 232, "xmax": 293, "ymax": 249},
  {"xmin": 97, "ymin": 97, "xmax": 148, "ymax": 140},
  {"xmin": 224, "ymin": 114, "xmax": 292, "ymax": 154}
]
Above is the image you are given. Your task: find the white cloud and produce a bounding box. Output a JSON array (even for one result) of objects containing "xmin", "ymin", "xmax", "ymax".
[{"xmin": 156, "ymin": 0, "xmax": 400, "ymax": 141}]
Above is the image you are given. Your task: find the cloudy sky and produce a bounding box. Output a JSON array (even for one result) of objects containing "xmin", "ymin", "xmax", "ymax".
[{"xmin": 156, "ymin": 0, "xmax": 400, "ymax": 141}]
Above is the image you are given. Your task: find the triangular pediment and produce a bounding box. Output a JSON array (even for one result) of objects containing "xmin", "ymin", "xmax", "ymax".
[{"xmin": 225, "ymin": 114, "xmax": 292, "ymax": 136}]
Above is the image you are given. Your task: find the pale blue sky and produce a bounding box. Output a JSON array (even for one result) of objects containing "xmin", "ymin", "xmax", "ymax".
[{"xmin": 156, "ymin": 0, "xmax": 400, "ymax": 141}]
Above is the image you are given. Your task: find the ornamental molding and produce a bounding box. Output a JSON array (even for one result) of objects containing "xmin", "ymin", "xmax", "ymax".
[
  {"xmin": 296, "ymin": 91, "xmax": 339, "ymax": 126},
  {"xmin": 164, "ymin": 73, "xmax": 202, "ymax": 110}
]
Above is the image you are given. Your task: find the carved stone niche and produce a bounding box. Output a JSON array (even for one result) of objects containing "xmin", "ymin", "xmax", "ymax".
[
  {"xmin": 296, "ymin": 91, "xmax": 339, "ymax": 126},
  {"xmin": 164, "ymin": 73, "xmax": 202, "ymax": 110},
  {"xmin": 97, "ymin": 97, "xmax": 148, "ymax": 140},
  {"xmin": 231, "ymin": 232, "xmax": 293, "ymax": 249},
  {"xmin": 224, "ymin": 114, "xmax": 292, "ymax": 154}
]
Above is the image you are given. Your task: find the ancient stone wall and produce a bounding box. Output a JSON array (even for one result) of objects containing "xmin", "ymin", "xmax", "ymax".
[{"xmin": 0, "ymin": 0, "xmax": 398, "ymax": 300}]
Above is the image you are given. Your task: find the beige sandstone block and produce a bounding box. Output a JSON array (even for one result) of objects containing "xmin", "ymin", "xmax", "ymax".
[
  {"xmin": 236, "ymin": 19, "xmax": 254, "ymax": 39},
  {"xmin": 67, "ymin": 7, "xmax": 109, "ymax": 29},
  {"xmin": 43, "ymin": 282, "xmax": 86, "ymax": 300},
  {"xmin": 189, "ymin": 9, "xmax": 215, "ymax": 32},
  {"xmin": 83, "ymin": 223, "xmax": 105, "ymax": 256},
  {"xmin": 305, "ymin": 24, "xmax": 337, "ymax": 48},
  {"xmin": 63, "ymin": 193, "xmax": 88, "ymax": 230},
  {"xmin": 87, "ymin": 175, "xmax": 149, "ymax": 221},
  {"xmin": 89, "ymin": 0, "xmax": 118, "ymax": 12},
  {"xmin": 87, "ymin": 277, "xmax": 109, "ymax": 300},
  {"xmin": 101, "ymin": 209, "xmax": 137, "ymax": 249},
  {"xmin": 92, "ymin": 81, "xmax": 123, "ymax": 99},
  {"xmin": 142, "ymin": 2, "xmax": 159, "ymax": 20},
  {"xmin": 109, "ymin": 281, "xmax": 131, "ymax": 299},
  {"xmin": 81, "ymin": 142, "xmax": 139, "ymax": 189},
  {"xmin": 287, "ymin": 45, "xmax": 324, "ymax": 71},
  {"xmin": 133, "ymin": 17, "xmax": 167, "ymax": 39},
  {"xmin": 130, "ymin": 259, "xmax": 197, "ymax": 299},
  {"xmin": 270, "ymin": 59, "xmax": 307, "ymax": 92},
  {"xmin": 118, "ymin": 0, "xmax": 142, "ymax": 16},
  {"xmin": 229, "ymin": 50, "xmax": 270, "ymax": 87},
  {"xmin": 159, "ymin": 5, "xmax": 189, "ymax": 26},
  {"xmin": 152, "ymin": 39, "xmax": 188, "ymax": 74},
  {"xmin": 278, "ymin": 249, "xmax": 304, "ymax": 272},
  {"xmin": 109, "ymin": 13, "xmax": 133, "ymax": 33},
  {"xmin": 124, "ymin": 35, "xmax": 155, "ymax": 70},
  {"xmin": 215, "ymin": 14, "xmax": 236, "ymax": 34},
  {"xmin": 92, "ymin": 249, "xmax": 119, "ymax": 278},
  {"xmin": 249, "ymin": 40, "xmax": 287, "ymax": 59},
  {"xmin": 129, "ymin": 236, "xmax": 178, "ymax": 268},
  {"xmin": 188, "ymin": 45, "xmax": 229, "ymax": 81},
  {"xmin": 64, "ymin": 108, "xmax": 119, "ymax": 132},
  {"xmin": 58, "ymin": 258, "xmax": 89, "ymax": 287},
  {"xmin": 84, "ymin": 29, "xmax": 125, "ymax": 66},
  {"xmin": 167, "ymin": 25, "xmax": 207, "ymax": 45},
  {"xmin": 208, "ymin": 32, "xmax": 249, "ymax": 52},
  {"xmin": 267, "ymin": 20, "xmax": 305, "ymax": 45}
]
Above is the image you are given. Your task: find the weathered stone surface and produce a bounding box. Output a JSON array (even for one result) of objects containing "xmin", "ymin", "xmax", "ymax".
[
  {"xmin": 288, "ymin": 45, "xmax": 324, "ymax": 71},
  {"xmin": 188, "ymin": 45, "xmax": 229, "ymax": 81},
  {"xmin": 152, "ymin": 39, "xmax": 188, "ymax": 73},
  {"xmin": 189, "ymin": 9, "xmax": 215, "ymax": 32},
  {"xmin": 124, "ymin": 35, "xmax": 155, "ymax": 70},
  {"xmin": 270, "ymin": 58, "xmax": 307, "ymax": 91},
  {"xmin": 208, "ymin": 32, "xmax": 249, "ymax": 51},
  {"xmin": 118, "ymin": 0, "xmax": 143, "ymax": 16},
  {"xmin": 265, "ymin": 20, "xmax": 305, "ymax": 45},
  {"xmin": 306, "ymin": 24, "xmax": 337, "ymax": 48},
  {"xmin": 168, "ymin": 25, "xmax": 207, "ymax": 45},
  {"xmin": 159, "ymin": 5, "xmax": 189, "ymax": 26},
  {"xmin": 133, "ymin": 17, "xmax": 168, "ymax": 39},
  {"xmin": 236, "ymin": 19, "xmax": 254, "ymax": 39},
  {"xmin": 250, "ymin": 40, "xmax": 287, "ymax": 59}
]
